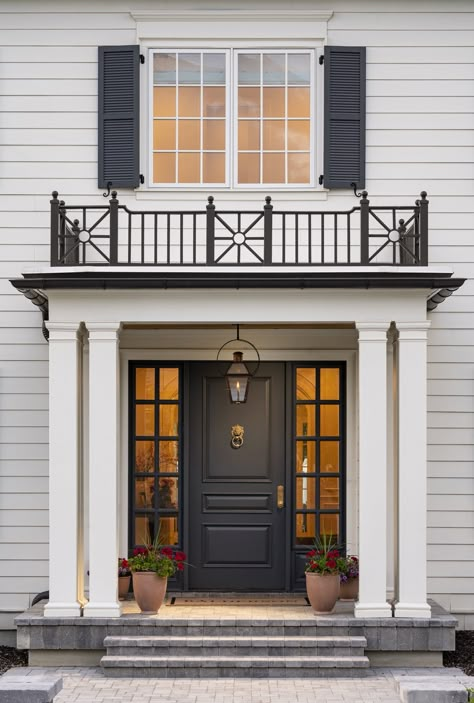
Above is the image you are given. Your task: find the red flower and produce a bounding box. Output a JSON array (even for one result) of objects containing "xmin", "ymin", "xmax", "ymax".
[
  {"xmin": 121, "ymin": 559, "xmax": 129, "ymax": 568},
  {"xmin": 175, "ymin": 551, "xmax": 186, "ymax": 562},
  {"xmin": 306, "ymin": 550, "xmax": 316, "ymax": 558},
  {"xmin": 177, "ymin": 562, "xmax": 184, "ymax": 571},
  {"xmin": 133, "ymin": 547, "xmax": 147, "ymax": 556},
  {"xmin": 327, "ymin": 559, "xmax": 337, "ymax": 569},
  {"xmin": 161, "ymin": 547, "xmax": 173, "ymax": 558}
]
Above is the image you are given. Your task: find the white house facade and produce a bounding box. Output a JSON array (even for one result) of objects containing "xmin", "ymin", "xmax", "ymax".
[{"xmin": 1, "ymin": 0, "xmax": 473, "ymax": 657}]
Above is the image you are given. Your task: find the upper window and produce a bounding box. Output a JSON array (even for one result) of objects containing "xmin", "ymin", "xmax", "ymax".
[{"xmin": 150, "ymin": 49, "xmax": 314, "ymax": 188}]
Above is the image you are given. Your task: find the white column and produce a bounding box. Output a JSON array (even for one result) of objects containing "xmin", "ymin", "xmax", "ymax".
[
  {"xmin": 394, "ymin": 322, "xmax": 431, "ymax": 619},
  {"xmin": 44, "ymin": 322, "xmax": 82, "ymax": 617},
  {"xmin": 83, "ymin": 323, "xmax": 121, "ymax": 617},
  {"xmin": 355, "ymin": 322, "xmax": 392, "ymax": 618}
]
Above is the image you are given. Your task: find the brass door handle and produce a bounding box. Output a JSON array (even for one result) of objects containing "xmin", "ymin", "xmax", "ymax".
[{"xmin": 277, "ymin": 485, "xmax": 285, "ymax": 509}]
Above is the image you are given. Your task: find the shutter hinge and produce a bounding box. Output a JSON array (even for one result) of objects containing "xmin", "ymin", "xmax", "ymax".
[
  {"xmin": 139, "ymin": 174, "xmax": 145, "ymax": 185},
  {"xmin": 140, "ymin": 54, "xmax": 145, "ymax": 64},
  {"xmin": 318, "ymin": 175, "xmax": 324, "ymax": 185},
  {"xmin": 319, "ymin": 55, "xmax": 324, "ymax": 65}
]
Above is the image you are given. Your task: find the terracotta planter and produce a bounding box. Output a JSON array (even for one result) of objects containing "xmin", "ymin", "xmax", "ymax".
[
  {"xmin": 132, "ymin": 571, "xmax": 167, "ymax": 613},
  {"xmin": 305, "ymin": 572, "xmax": 340, "ymax": 614},
  {"xmin": 339, "ymin": 576, "xmax": 359, "ymax": 601},
  {"xmin": 118, "ymin": 575, "xmax": 131, "ymax": 600}
]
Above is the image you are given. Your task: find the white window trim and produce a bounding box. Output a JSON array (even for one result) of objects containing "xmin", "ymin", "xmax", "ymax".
[{"xmin": 134, "ymin": 9, "xmax": 331, "ymax": 199}]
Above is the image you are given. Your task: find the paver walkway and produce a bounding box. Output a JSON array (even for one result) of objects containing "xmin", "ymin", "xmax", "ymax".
[{"xmin": 15, "ymin": 666, "xmax": 474, "ymax": 703}]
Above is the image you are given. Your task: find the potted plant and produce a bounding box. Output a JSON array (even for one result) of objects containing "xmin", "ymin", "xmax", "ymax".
[
  {"xmin": 118, "ymin": 558, "xmax": 131, "ymax": 600},
  {"xmin": 128, "ymin": 539, "xmax": 187, "ymax": 614},
  {"xmin": 305, "ymin": 538, "xmax": 344, "ymax": 614},
  {"xmin": 339, "ymin": 555, "xmax": 359, "ymax": 600}
]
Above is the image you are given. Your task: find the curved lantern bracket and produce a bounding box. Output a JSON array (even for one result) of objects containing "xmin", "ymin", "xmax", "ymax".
[{"xmin": 216, "ymin": 325, "xmax": 261, "ymax": 404}]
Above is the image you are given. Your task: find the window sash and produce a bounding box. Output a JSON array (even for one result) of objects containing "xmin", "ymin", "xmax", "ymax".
[{"xmin": 149, "ymin": 48, "xmax": 315, "ymax": 189}]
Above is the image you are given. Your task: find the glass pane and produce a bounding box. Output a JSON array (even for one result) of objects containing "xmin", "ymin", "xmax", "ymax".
[
  {"xmin": 263, "ymin": 120, "xmax": 285, "ymax": 150},
  {"xmin": 238, "ymin": 152, "xmax": 260, "ymax": 184},
  {"xmin": 263, "ymin": 53, "xmax": 285, "ymax": 84},
  {"xmin": 203, "ymin": 87, "xmax": 225, "ymax": 117},
  {"xmin": 296, "ymin": 404, "xmax": 315, "ymax": 437},
  {"xmin": 136, "ymin": 405, "xmax": 155, "ymax": 436},
  {"xmin": 135, "ymin": 515, "xmax": 154, "ymax": 546},
  {"xmin": 178, "ymin": 53, "xmax": 201, "ymax": 84},
  {"xmin": 238, "ymin": 87, "xmax": 260, "ymax": 117},
  {"xmin": 160, "ymin": 368, "xmax": 179, "ymax": 400},
  {"xmin": 159, "ymin": 404, "xmax": 179, "ymax": 437},
  {"xmin": 178, "ymin": 86, "xmax": 200, "ymax": 117},
  {"xmin": 203, "ymin": 53, "xmax": 226, "ymax": 84},
  {"xmin": 288, "ymin": 120, "xmax": 310, "ymax": 150},
  {"xmin": 320, "ymin": 513, "xmax": 339, "ymax": 542},
  {"xmin": 288, "ymin": 153, "xmax": 310, "ymax": 184},
  {"xmin": 238, "ymin": 53, "xmax": 260, "ymax": 84},
  {"xmin": 288, "ymin": 54, "xmax": 310, "ymax": 85},
  {"xmin": 153, "ymin": 120, "xmax": 176, "ymax": 150},
  {"xmin": 159, "ymin": 440, "xmax": 179, "ymax": 473},
  {"xmin": 135, "ymin": 440, "xmax": 155, "ymax": 473},
  {"xmin": 295, "ymin": 512, "xmax": 315, "ymax": 545},
  {"xmin": 288, "ymin": 87, "xmax": 310, "ymax": 118},
  {"xmin": 263, "ymin": 87, "xmax": 285, "ymax": 117},
  {"xmin": 178, "ymin": 120, "xmax": 200, "ymax": 150},
  {"xmin": 296, "ymin": 440, "xmax": 316, "ymax": 474},
  {"xmin": 320, "ymin": 368, "xmax": 340, "ymax": 400},
  {"xmin": 154, "ymin": 53, "xmax": 176, "ymax": 84},
  {"xmin": 136, "ymin": 368, "xmax": 155, "ymax": 400},
  {"xmin": 263, "ymin": 152, "xmax": 285, "ymax": 183},
  {"xmin": 159, "ymin": 516, "xmax": 179, "ymax": 545},
  {"xmin": 178, "ymin": 152, "xmax": 200, "ymax": 183},
  {"xmin": 203, "ymin": 153, "xmax": 225, "ymax": 183},
  {"xmin": 153, "ymin": 86, "xmax": 176, "ymax": 117},
  {"xmin": 153, "ymin": 152, "xmax": 175, "ymax": 183},
  {"xmin": 135, "ymin": 477, "xmax": 154, "ymax": 509},
  {"xmin": 320, "ymin": 405, "xmax": 339, "ymax": 436},
  {"xmin": 320, "ymin": 441, "xmax": 339, "ymax": 473},
  {"xmin": 320, "ymin": 477, "xmax": 339, "ymax": 509},
  {"xmin": 296, "ymin": 477, "xmax": 316, "ymax": 510},
  {"xmin": 203, "ymin": 119, "xmax": 225, "ymax": 150},
  {"xmin": 296, "ymin": 368, "xmax": 316, "ymax": 401},
  {"xmin": 238, "ymin": 120, "xmax": 260, "ymax": 150},
  {"xmin": 158, "ymin": 477, "xmax": 178, "ymax": 509}
]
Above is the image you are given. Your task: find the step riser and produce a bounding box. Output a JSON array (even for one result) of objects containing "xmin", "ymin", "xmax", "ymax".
[
  {"xmin": 103, "ymin": 667, "xmax": 371, "ymax": 678},
  {"xmin": 115, "ymin": 627, "xmax": 366, "ymax": 637},
  {"xmin": 108, "ymin": 646, "xmax": 366, "ymax": 657}
]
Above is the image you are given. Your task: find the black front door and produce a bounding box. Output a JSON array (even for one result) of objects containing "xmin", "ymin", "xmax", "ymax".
[{"xmin": 188, "ymin": 363, "xmax": 286, "ymax": 590}]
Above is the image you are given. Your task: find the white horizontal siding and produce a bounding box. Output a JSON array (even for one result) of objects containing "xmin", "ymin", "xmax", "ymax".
[{"xmin": 0, "ymin": 0, "xmax": 473, "ymax": 617}]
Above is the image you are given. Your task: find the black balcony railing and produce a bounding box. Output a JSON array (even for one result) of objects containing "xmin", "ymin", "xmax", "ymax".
[{"xmin": 50, "ymin": 190, "xmax": 428, "ymax": 268}]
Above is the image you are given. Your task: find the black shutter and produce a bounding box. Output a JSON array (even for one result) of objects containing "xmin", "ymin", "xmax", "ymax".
[
  {"xmin": 98, "ymin": 45, "xmax": 140, "ymax": 189},
  {"xmin": 323, "ymin": 46, "xmax": 366, "ymax": 189}
]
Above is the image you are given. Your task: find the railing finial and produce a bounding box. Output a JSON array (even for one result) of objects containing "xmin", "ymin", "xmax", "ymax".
[
  {"xmin": 265, "ymin": 195, "xmax": 272, "ymax": 205},
  {"xmin": 420, "ymin": 190, "xmax": 428, "ymax": 201},
  {"xmin": 111, "ymin": 190, "xmax": 118, "ymax": 201},
  {"xmin": 207, "ymin": 195, "xmax": 214, "ymax": 206},
  {"xmin": 361, "ymin": 190, "xmax": 369, "ymax": 201},
  {"xmin": 51, "ymin": 191, "xmax": 59, "ymax": 201}
]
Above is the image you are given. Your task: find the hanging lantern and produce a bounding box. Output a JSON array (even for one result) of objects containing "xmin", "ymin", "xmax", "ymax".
[{"xmin": 217, "ymin": 326, "xmax": 260, "ymax": 404}]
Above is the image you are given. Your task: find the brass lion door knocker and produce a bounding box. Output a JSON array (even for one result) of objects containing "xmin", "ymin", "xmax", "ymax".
[{"xmin": 231, "ymin": 424, "xmax": 244, "ymax": 449}]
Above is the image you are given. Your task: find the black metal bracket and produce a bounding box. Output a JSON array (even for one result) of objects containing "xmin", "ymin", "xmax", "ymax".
[
  {"xmin": 140, "ymin": 174, "xmax": 145, "ymax": 185},
  {"xmin": 319, "ymin": 55, "xmax": 324, "ymax": 65},
  {"xmin": 103, "ymin": 181, "xmax": 113, "ymax": 198},
  {"xmin": 318, "ymin": 175, "xmax": 324, "ymax": 186},
  {"xmin": 350, "ymin": 182, "xmax": 364, "ymax": 198},
  {"xmin": 140, "ymin": 54, "xmax": 145, "ymax": 64}
]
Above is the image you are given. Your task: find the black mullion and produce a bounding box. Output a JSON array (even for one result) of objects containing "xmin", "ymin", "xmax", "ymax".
[
  {"xmin": 315, "ymin": 367, "xmax": 321, "ymax": 524},
  {"xmin": 154, "ymin": 367, "xmax": 160, "ymax": 543}
]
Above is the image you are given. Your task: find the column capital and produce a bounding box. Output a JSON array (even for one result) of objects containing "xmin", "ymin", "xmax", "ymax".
[
  {"xmin": 356, "ymin": 322, "xmax": 391, "ymax": 342},
  {"xmin": 46, "ymin": 321, "xmax": 81, "ymax": 342},
  {"xmin": 396, "ymin": 321, "xmax": 431, "ymax": 341},
  {"xmin": 86, "ymin": 322, "xmax": 122, "ymax": 341}
]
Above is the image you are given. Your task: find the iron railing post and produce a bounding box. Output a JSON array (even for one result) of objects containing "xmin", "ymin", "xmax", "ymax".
[
  {"xmin": 360, "ymin": 190, "xmax": 369, "ymax": 264},
  {"xmin": 109, "ymin": 190, "xmax": 119, "ymax": 264},
  {"xmin": 50, "ymin": 191, "xmax": 60, "ymax": 266},
  {"xmin": 206, "ymin": 195, "xmax": 215, "ymax": 265},
  {"xmin": 263, "ymin": 196, "xmax": 273, "ymax": 265},
  {"xmin": 418, "ymin": 191, "xmax": 429, "ymax": 266}
]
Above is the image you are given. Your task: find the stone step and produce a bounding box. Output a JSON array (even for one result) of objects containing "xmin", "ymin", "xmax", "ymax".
[
  {"xmin": 104, "ymin": 635, "xmax": 367, "ymax": 658},
  {"xmin": 101, "ymin": 654, "xmax": 371, "ymax": 678}
]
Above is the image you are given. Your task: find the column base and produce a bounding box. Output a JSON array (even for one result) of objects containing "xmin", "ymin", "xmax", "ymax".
[
  {"xmin": 82, "ymin": 602, "xmax": 122, "ymax": 618},
  {"xmin": 354, "ymin": 602, "xmax": 393, "ymax": 619},
  {"xmin": 44, "ymin": 602, "xmax": 82, "ymax": 618},
  {"xmin": 394, "ymin": 602, "xmax": 431, "ymax": 619}
]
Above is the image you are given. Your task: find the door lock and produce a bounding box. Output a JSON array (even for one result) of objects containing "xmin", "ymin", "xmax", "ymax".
[{"xmin": 277, "ymin": 485, "xmax": 285, "ymax": 509}]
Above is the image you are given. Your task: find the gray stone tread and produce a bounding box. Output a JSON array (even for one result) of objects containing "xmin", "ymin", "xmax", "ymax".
[
  {"xmin": 104, "ymin": 634, "xmax": 367, "ymax": 647},
  {"xmin": 101, "ymin": 654, "xmax": 370, "ymax": 668}
]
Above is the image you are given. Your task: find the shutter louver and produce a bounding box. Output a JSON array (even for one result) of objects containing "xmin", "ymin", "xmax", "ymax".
[
  {"xmin": 98, "ymin": 45, "xmax": 140, "ymax": 189},
  {"xmin": 323, "ymin": 46, "xmax": 366, "ymax": 190}
]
